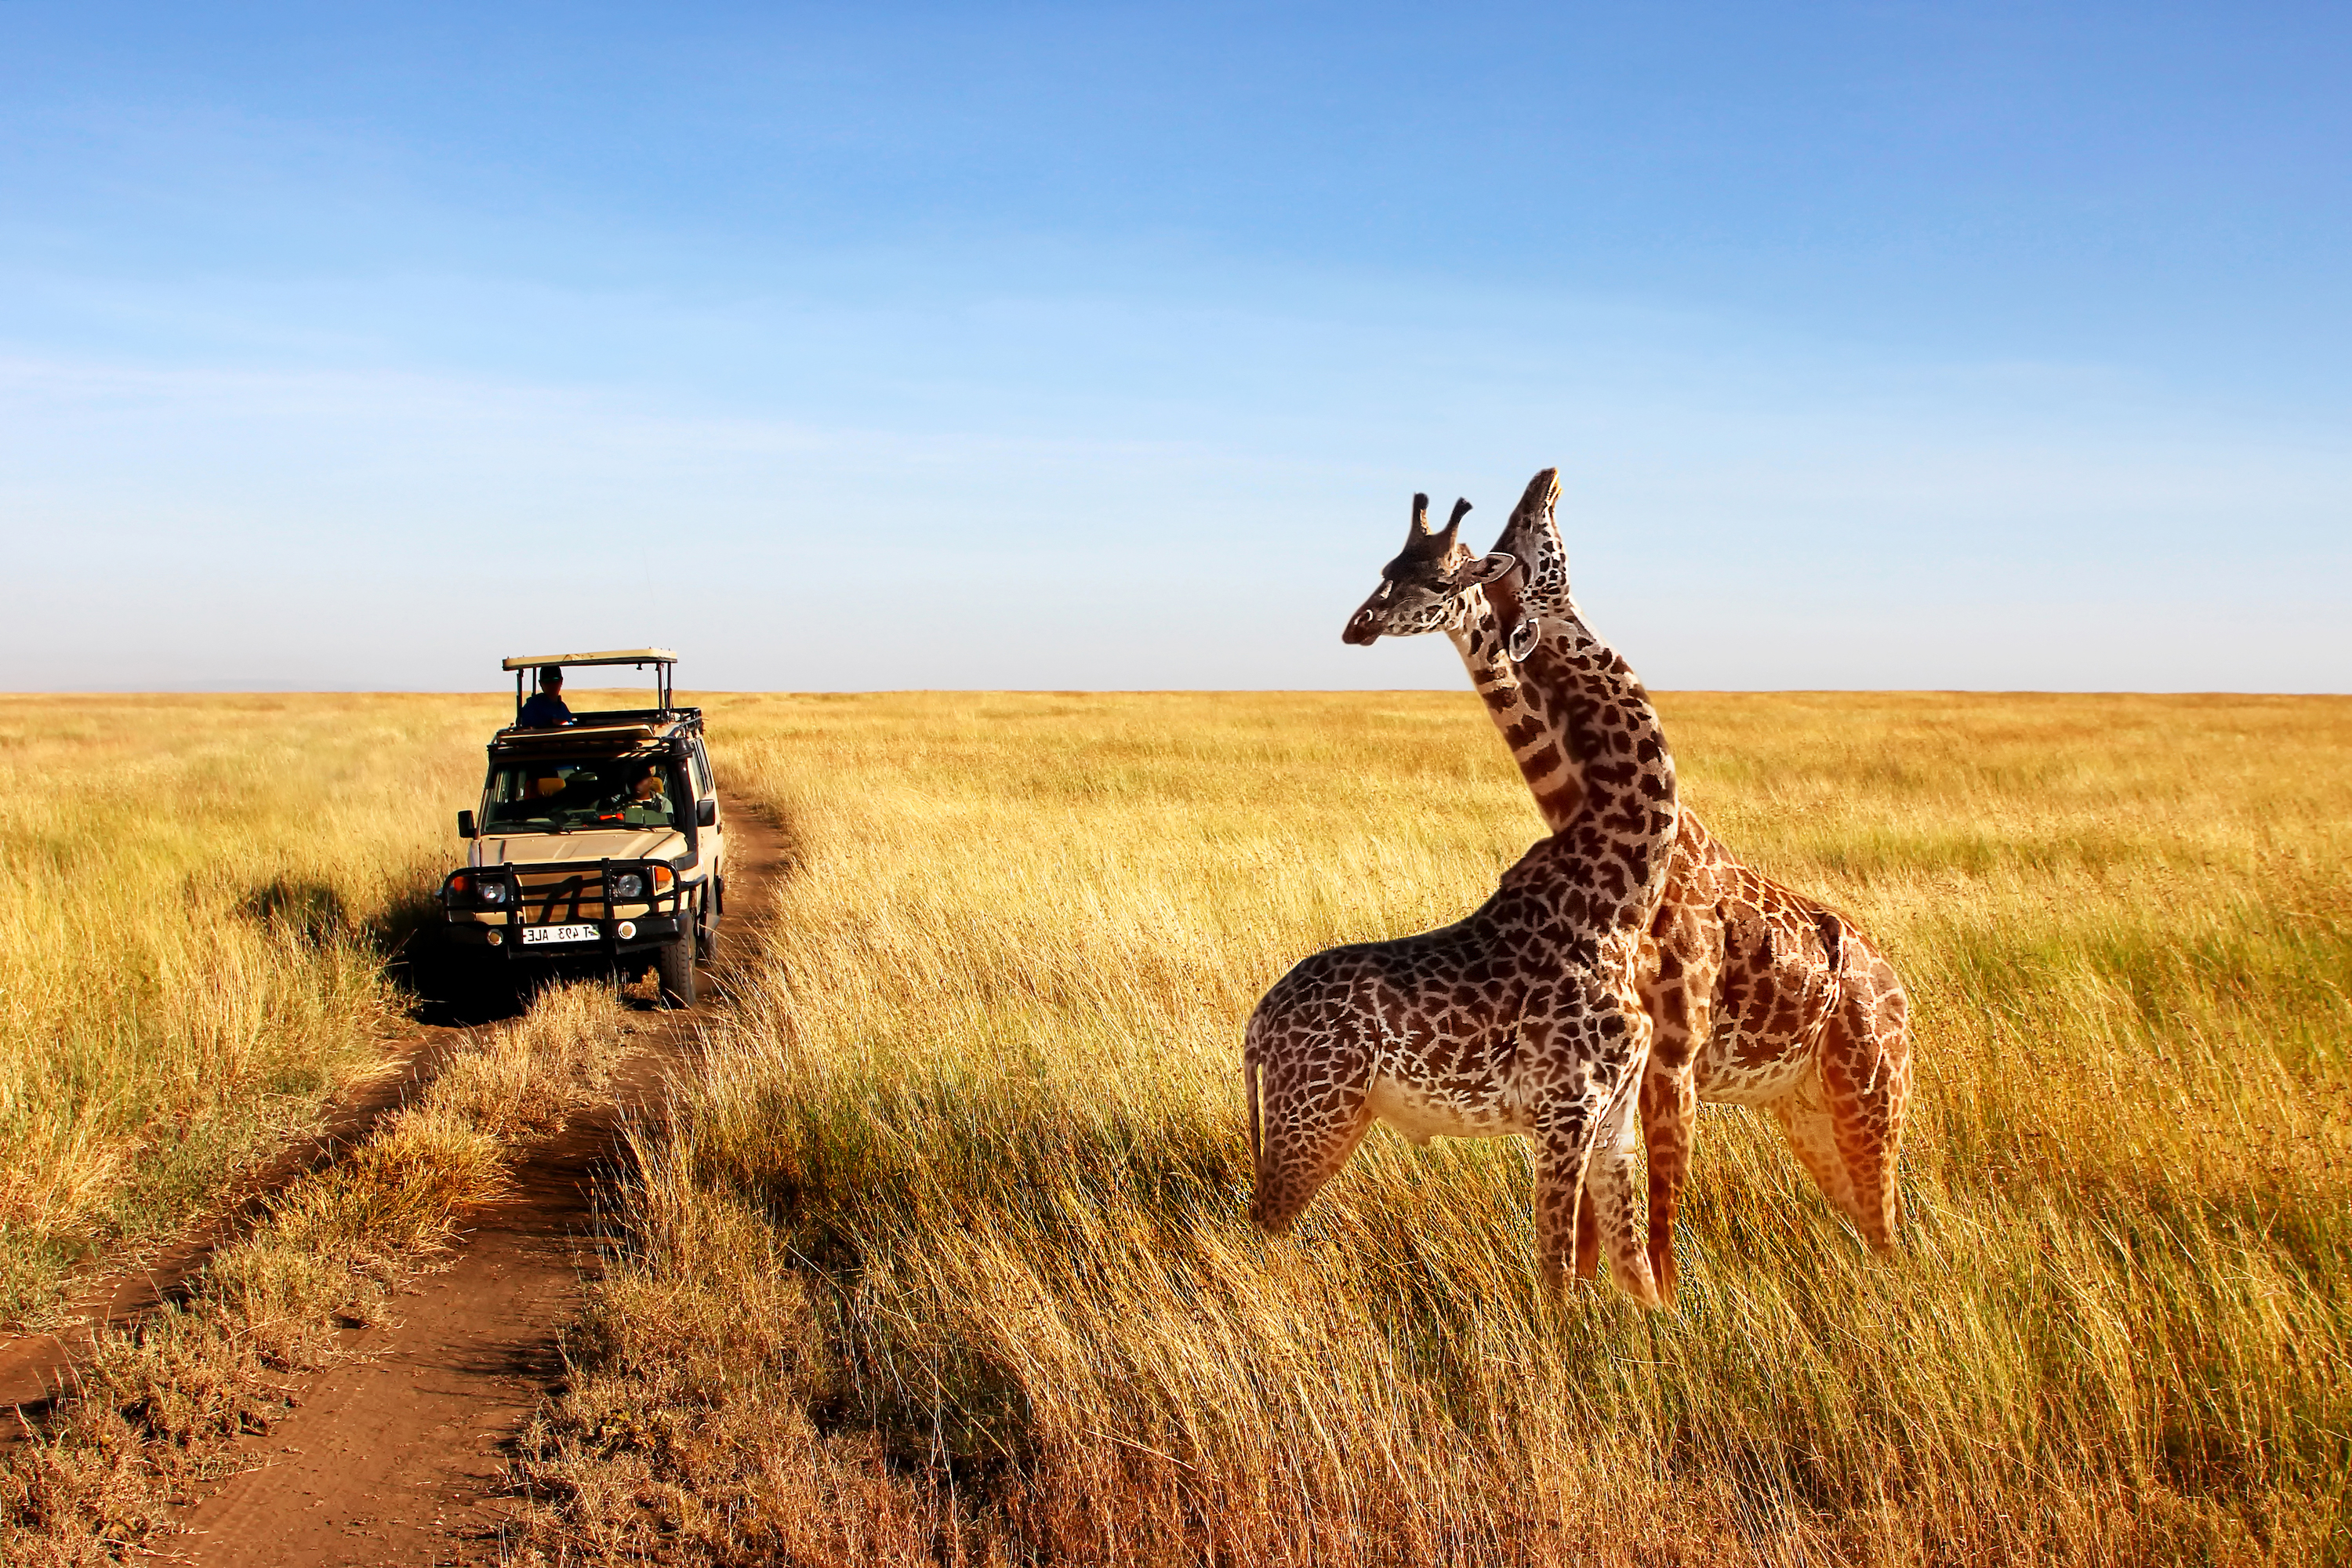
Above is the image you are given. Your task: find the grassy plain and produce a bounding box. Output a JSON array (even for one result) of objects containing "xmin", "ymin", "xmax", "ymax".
[
  {"xmin": 500, "ymin": 691, "xmax": 2352, "ymax": 1566},
  {"xmin": 0, "ymin": 692, "xmax": 510, "ymax": 1320},
  {"xmin": 5, "ymin": 689, "xmax": 2346, "ymax": 1564}
]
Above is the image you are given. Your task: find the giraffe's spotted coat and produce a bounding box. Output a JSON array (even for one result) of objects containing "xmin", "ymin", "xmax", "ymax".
[
  {"xmin": 1256, "ymin": 492, "xmax": 1680, "ymax": 1305},
  {"xmin": 1341, "ymin": 469, "xmax": 1915, "ymax": 1296}
]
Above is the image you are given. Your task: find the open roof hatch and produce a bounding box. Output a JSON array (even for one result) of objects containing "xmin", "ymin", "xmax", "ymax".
[{"xmin": 503, "ymin": 648, "xmax": 679, "ymax": 724}]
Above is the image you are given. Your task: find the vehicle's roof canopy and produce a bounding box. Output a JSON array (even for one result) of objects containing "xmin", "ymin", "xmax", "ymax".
[{"xmin": 501, "ymin": 648, "xmax": 677, "ymax": 672}]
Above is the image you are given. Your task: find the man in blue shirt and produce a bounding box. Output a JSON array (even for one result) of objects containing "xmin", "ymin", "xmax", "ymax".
[{"xmin": 517, "ymin": 666, "xmax": 575, "ymax": 728}]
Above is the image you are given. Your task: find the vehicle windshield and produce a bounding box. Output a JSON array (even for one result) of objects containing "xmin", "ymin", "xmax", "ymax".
[{"xmin": 481, "ymin": 757, "xmax": 685, "ymax": 833}]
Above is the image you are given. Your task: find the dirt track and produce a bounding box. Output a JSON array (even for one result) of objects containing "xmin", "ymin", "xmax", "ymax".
[
  {"xmin": 0, "ymin": 1030, "xmax": 479, "ymax": 1419},
  {"xmin": 125, "ymin": 802, "xmax": 784, "ymax": 1567}
]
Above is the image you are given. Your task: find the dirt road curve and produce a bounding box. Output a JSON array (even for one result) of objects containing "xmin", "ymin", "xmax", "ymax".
[{"xmin": 174, "ymin": 801, "xmax": 789, "ymax": 1568}]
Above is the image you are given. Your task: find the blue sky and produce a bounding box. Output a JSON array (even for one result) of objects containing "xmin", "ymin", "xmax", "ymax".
[{"xmin": 4, "ymin": 2, "xmax": 2347, "ymax": 691}]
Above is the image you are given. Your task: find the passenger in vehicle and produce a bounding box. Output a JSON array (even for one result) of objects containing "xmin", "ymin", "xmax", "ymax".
[
  {"xmin": 599, "ymin": 767, "xmax": 671, "ymax": 826},
  {"xmin": 517, "ymin": 667, "xmax": 575, "ymax": 728}
]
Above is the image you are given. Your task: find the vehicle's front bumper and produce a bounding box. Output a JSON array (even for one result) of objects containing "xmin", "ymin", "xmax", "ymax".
[{"xmin": 444, "ymin": 909, "xmax": 689, "ymax": 960}]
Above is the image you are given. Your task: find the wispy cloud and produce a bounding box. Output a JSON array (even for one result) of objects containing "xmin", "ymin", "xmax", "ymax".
[{"xmin": 4, "ymin": 330, "xmax": 2346, "ymax": 693}]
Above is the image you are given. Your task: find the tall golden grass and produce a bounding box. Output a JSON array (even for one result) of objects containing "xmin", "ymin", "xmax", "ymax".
[
  {"xmin": 0, "ymin": 692, "xmax": 506, "ymax": 1319},
  {"xmin": 505, "ymin": 691, "xmax": 2352, "ymax": 1566}
]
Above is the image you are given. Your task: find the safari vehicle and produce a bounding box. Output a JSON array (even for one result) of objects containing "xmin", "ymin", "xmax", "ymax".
[{"xmin": 441, "ymin": 648, "xmax": 724, "ymax": 1006}]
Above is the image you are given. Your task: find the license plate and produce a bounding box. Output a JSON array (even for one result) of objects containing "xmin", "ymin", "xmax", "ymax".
[{"xmin": 521, "ymin": 923, "xmax": 601, "ymax": 946}]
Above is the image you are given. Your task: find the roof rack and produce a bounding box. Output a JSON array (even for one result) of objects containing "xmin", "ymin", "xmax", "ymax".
[
  {"xmin": 489, "ymin": 714, "xmax": 695, "ymax": 756},
  {"xmin": 503, "ymin": 648, "xmax": 680, "ymax": 724},
  {"xmin": 500, "ymin": 648, "xmax": 676, "ymax": 672}
]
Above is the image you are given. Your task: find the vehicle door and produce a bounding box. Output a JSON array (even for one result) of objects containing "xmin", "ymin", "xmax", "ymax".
[{"xmin": 688, "ymin": 739, "xmax": 720, "ymax": 877}]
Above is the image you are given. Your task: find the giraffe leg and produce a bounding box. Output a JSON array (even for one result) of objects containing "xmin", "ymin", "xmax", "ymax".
[
  {"xmin": 1637, "ymin": 888, "xmax": 1731, "ymax": 1307},
  {"xmin": 1583, "ymin": 1071, "xmax": 1660, "ymax": 1306},
  {"xmin": 1769, "ymin": 1083, "xmax": 1855, "ymax": 1215},
  {"xmin": 1813, "ymin": 950, "xmax": 1912, "ymax": 1252},
  {"xmin": 1534, "ymin": 1087, "xmax": 1657, "ymax": 1305},
  {"xmin": 1638, "ymin": 1062, "xmax": 1697, "ymax": 1299},
  {"xmin": 1530, "ymin": 1000, "xmax": 1659, "ymax": 1308},
  {"xmin": 1637, "ymin": 921, "xmax": 1716, "ymax": 1302},
  {"xmin": 1530, "ymin": 1103, "xmax": 1606, "ymax": 1294},
  {"xmin": 1247, "ymin": 1054, "xmax": 1376, "ymax": 1236}
]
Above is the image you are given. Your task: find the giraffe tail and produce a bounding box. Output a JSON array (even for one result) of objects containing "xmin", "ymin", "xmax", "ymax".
[
  {"xmin": 1242, "ymin": 1016, "xmax": 1264, "ymax": 1188},
  {"xmin": 1813, "ymin": 906, "xmax": 1845, "ymax": 974}
]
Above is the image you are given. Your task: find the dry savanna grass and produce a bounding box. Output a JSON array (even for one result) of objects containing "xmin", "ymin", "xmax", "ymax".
[
  {"xmin": 2, "ymin": 980, "xmax": 632, "ymax": 1565},
  {"xmin": 0, "ymin": 691, "xmax": 513, "ymax": 1320},
  {"xmin": 499, "ymin": 691, "xmax": 2352, "ymax": 1567}
]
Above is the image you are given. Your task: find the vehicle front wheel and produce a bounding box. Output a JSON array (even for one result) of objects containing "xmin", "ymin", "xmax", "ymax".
[{"xmin": 654, "ymin": 933, "xmax": 696, "ymax": 1008}]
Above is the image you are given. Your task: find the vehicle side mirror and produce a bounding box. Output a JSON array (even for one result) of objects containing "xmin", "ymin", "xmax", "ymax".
[
  {"xmin": 695, "ymin": 800, "xmax": 717, "ymax": 829},
  {"xmin": 458, "ymin": 810, "xmax": 477, "ymax": 839}
]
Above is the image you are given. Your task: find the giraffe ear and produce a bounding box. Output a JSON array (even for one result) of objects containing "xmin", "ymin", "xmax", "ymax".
[
  {"xmin": 1507, "ymin": 615, "xmax": 1541, "ymax": 663},
  {"xmin": 1450, "ymin": 552, "xmax": 1517, "ymax": 588}
]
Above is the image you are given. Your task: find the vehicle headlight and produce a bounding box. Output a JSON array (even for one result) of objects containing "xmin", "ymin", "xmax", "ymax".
[
  {"xmin": 479, "ymin": 881, "xmax": 510, "ymax": 906},
  {"xmin": 611, "ymin": 871, "xmax": 645, "ymax": 899}
]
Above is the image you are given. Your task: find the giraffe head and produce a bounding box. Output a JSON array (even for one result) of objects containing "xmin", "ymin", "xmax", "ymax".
[
  {"xmin": 1487, "ymin": 467, "xmax": 1570, "ymax": 663},
  {"xmin": 1341, "ymin": 492, "xmax": 1517, "ymax": 645}
]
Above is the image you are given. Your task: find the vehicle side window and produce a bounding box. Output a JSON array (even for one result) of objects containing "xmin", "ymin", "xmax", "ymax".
[{"xmin": 690, "ymin": 743, "xmax": 712, "ymax": 799}]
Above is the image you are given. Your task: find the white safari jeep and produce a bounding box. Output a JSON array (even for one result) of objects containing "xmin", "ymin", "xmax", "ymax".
[{"xmin": 441, "ymin": 649, "xmax": 724, "ymax": 1006}]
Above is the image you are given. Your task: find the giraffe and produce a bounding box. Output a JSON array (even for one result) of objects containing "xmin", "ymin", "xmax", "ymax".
[
  {"xmin": 1342, "ymin": 471, "xmax": 1913, "ymax": 1294},
  {"xmin": 1245, "ymin": 523, "xmax": 1682, "ymax": 1306}
]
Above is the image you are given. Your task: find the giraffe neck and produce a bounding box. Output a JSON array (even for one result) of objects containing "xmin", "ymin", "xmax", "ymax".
[
  {"xmin": 1485, "ymin": 474, "xmax": 1670, "ymax": 854},
  {"xmin": 1513, "ymin": 590, "xmax": 1678, "ymax": 924},
  {"xmin": 1440, "ymin": 575, "xmax": 1584, "ymax": 833}
]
